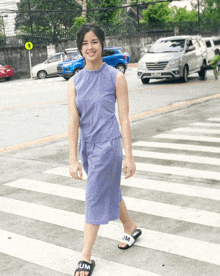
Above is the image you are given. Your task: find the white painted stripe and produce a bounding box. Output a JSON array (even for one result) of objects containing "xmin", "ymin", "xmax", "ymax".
[
  {"xmin": 208, "ymin": 118, "xmax": 220, "ymax": 122},
  {"xmin": 4, "ymin": 180, "xmax": 220, "ymax": 228},
  {"xmin": 133, "ymin": 141, "xmax": 220, "ymax": 154},
  {"xmin": 154, "ymin": 133, "xmax": 220, "ymax": 143},
  {"xmin": 44, "ymin": 167, "xmax": 87, "ymax": 180},
  {"xmin": 43, "ymin": 167, "xmax": 220, "ymax": 201},
  {"xmin": 123, "ymin": 177, "xmax": 220, "ymax": 201},
  {"xmin": 190, "ymin": 122, "xmax": 220, "ymax": 127},
  {"xmin": 124, "ymin": 149, "xmax": 220, "ymax": 166},
  {"xmin": 2, "ymin": 198, "xmax": 220, "ymax": 266},
  {"xmin": 0, "ymin": 230, "xmax": 154, "ymax": 276},
  {"xmin": 136, "ymin": 162, "xmax": 220, "ymax": 181},
  {"xmin": 172, "ymin": 127, "xmax": 220, "ymax": 134}
]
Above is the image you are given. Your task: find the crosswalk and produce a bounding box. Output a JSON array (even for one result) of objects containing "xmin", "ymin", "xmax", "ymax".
[{"xmin": 2, "ymin": 116, "xmax": 220, "ymax": 275}]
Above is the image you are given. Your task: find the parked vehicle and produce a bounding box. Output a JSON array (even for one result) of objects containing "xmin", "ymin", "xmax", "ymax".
[
  {"xmin": 57, "ymin": 47, "xmax": 129, "ymax": 80},
  {"xmin": 137, "ymin": 36, "xmax": 208, "ymax": 84},
  {"xmin": 31, "ymin": 48, "xmax": 78, "ymax": 79},
  {"xmin": 203, "ymin": 37, "xmax": 220, "ymax": 62},
  {"xmin": 140, "ymin": 44, "xmax": 152, "ymax": 57},
  {"xmin": 0, "ymin": 64, "xmax": 14, "ymax": 81}
]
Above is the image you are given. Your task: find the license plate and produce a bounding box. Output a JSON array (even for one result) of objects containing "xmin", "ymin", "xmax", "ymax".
[
  {"xmin": 151, "ymin": 72, "xmax": 161, "ymax": 77},
  {"xmin": 7, "ymin": 69, "xmax": 11, "ymax": 72}
]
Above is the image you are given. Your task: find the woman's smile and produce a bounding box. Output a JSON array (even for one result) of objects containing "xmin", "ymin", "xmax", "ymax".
[{"xmin": 87, "ymin": 51, "xmax": 96, "ymax": 57}]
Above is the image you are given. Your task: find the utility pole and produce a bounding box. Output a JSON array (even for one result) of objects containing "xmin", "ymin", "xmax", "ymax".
[
  {"xmin": 198, "ymin": 0, "xmax": 200, "ymax": 23},
  {"xmin": 136, "ymin": 0, "xmax": 139, "ymax": 33},
  {"xmin": 28, "ymin": 0, "xmax": 33, "ymax": 39}
]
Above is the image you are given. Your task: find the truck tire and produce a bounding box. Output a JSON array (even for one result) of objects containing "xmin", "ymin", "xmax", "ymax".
[{"xmin": 181, "ymin": 65, "xmax": 188, "ymax": 82}]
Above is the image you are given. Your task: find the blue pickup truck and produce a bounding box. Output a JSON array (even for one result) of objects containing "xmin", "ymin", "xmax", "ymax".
[{"xmin": 57, "ymin": 47, "xmax": 129, "ymax": 80}]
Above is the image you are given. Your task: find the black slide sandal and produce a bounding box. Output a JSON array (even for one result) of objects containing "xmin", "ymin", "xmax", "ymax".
[
  {"xmin": 74, "ymin": 260, "xmax": 95, "ymax": 276},
  {"xmin": 118, "ymin": 229, "xmax": 142, "ymax": 250}
]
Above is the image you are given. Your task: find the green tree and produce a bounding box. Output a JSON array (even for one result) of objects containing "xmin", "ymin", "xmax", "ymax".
[
  {"xmin": 73, "ymin": 16, "xmax": 87, "ymax": 28},
  {"xmin": 202, "ymin": 0, "xmax": 220, "ymax": 22},
  {"xmin": 86, "ymin": 0, "xmax": 124, "ymax": 26},
  {"xmin": 15, "ymin": 0, "xmax": 82, "ymax": 41},
  {"xmin": 171, "ymin": 7, "xmax": 198, "ymax": 22},
  {"xmin": 142, "ymin": 2, "xmax": 172, "ymax": 23},
  {"xmin": 192, "ymin": 0, "xmax": 220, "ymax": 22}
]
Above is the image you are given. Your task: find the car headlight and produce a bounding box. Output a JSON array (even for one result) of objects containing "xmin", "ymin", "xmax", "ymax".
[
  {"xmin": 168, "ymin": 58, "xmax": 181, "ymax": 67},
  {"xmin": 138, "ymin": 60, "xmax": 146, "ymax": 69}
]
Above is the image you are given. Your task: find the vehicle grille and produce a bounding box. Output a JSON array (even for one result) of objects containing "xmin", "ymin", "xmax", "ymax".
[
  {"xmin": 146, "ymin": 62, "xmax": 168, "ymax": 71},
  {"xmin": 57, "ymin": 67, "xmax": 63, "ymax": 73}
]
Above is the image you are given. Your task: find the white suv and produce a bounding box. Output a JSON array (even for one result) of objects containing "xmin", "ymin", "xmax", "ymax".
[
  {"xmin": 137, "ymin": 36, "xmax": 208, "ymax": 84},
  {"xmin": 203, "ymin": 37, "xmax": 220, "ymax": 62},
  {"xmin": 31, "ymin": 48, "xmax": 78, "ymax": 79}
]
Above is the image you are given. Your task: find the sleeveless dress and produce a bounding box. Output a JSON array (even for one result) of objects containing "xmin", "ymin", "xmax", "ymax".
[{"xmin": 73, "ymin": 62, "xmax": 123, "ymax": 225}]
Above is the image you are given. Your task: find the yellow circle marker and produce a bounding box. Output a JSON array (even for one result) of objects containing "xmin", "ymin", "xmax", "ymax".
[{"xmin": 25, "ymin": 41, "xmax": 33, "ymax": 50}]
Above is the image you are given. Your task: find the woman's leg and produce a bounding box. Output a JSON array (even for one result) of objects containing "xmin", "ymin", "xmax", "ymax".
[
  {"xmin": 76, "ymin": 223, "xmax": 100, "ymax": 276},
  {"xmin": 119, "ymin": 198, "xmax": 137, "ymax": 248}
]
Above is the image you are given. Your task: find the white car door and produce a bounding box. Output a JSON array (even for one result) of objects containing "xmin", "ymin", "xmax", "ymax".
[
  {"xmin": 192, "ymin": 38, "xmax": 202, "ymax": 71},
  {"xmin": 46, "ymin": 54, "xmax": 63, "ymax": 75},
  {"xmin": 185, "ymin": 39, "xmax": 197, "ymax": 73}
]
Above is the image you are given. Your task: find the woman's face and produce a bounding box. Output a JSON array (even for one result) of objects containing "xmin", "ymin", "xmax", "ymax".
[{"xmin": 81, "ymin": 30, "xmax": 102, "ymax": 63}]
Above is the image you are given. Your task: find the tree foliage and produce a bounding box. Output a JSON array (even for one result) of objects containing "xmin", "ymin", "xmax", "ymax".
[
  {"xmin": 142, "ymin": 2, "xmax": 171, "ymax": 23},
  {"xmin": 138, "ymin": 1, "xmax": 199, "ymax": 24},
  {"xmin": 171, "ymin": 7, "xmax": 198, "ymax": 22},
  {"xmin": 201, "ymin": 0, "xmax": 220, "ymax": 22},
  {"xmin": 15, "ymin": 0, "xmax": 127, "ymax": 40},
  {"xmin": 86, "ymin": 0, "xmax": 124, "ymax": 26},
  {"xmin": 15, "ymin": 0, "xmax": 82, "ymax": 39}
]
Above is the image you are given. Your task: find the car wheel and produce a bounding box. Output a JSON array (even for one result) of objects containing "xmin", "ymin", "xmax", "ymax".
[
  {"xmin": 5, "ymin": 76, "xmax": 11, "ymax": 81},
  {"xmin": 73, "ymin": 68, "xmax": 82, "ymax": 75},
  {"xmin": 63, "ymin": 77, "xmax": 70, "ymax": 80},
  {"xmin": 181, "ymin": 65, "xmax": 188, "ymax": 82},
  {"xmin": 141, "ymin": 77, "xmax": 150, "ymax": 84},
  {"xmin": 198, "ymin": 60, "xmax": 206, "ymax": 79},
  {"xmin": 37, "ymin": 70, "xmax": 47, "ymax": 79},
  {"xmin": 115, "ymin": 64, "xmax": 126, "ymax": 74}
]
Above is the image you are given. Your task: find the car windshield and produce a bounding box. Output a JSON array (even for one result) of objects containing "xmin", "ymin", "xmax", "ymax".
[
  {"xmin": 67, "ymin": 52, "xmax": 79, "ymax": 58},
  {"xmin": 149, "ymin": 39, "xmax": 185, "ymax": 53},
  {"xmin": 71, "ymin": 54, "xmax": 82, "ymax": 60}
]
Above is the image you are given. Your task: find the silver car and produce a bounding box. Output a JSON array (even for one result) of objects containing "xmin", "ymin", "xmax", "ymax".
[
  {"xmin": 31, "ymin": 48, "xmax": 78, "ymax": 79},
  {"xmin": 137, "ymin": 36, "xmax": 208, "ymax": 84}
]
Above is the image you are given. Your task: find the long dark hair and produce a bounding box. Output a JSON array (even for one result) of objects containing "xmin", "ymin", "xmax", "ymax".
[{"xmin": 76, "ymin": 23, "xmax": 105, "ymax": 56}]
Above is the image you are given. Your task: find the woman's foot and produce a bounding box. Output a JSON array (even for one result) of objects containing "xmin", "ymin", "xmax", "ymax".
[
  {"xmin": 119, "ymin": 222, "xmax": 137, "ymax": 248},
  {"xmin": 75, "ymin": 253, "xmax": 92, "ymax": 276}
]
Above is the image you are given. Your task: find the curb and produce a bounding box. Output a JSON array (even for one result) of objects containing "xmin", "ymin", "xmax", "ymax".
[{"xmin": 127, "ymin": 63, "xmax": 138, "ymax": 68}]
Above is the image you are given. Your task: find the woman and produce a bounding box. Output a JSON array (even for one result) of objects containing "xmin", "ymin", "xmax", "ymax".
[{"xmin": 67, "ymin": 23, "xmax": 142, "ymax": 276}]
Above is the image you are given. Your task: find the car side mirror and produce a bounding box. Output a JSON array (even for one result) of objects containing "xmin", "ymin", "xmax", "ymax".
[{"xmin": 186, "ymin": 45, "xmax": 195, "ymax": 52}]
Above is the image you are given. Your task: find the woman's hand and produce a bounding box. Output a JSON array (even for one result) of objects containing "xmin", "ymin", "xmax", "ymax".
[
  {"xmin": 123, "ymin": 157, "xmax": 136, "ymax": 179},
  {"xmin": 69, "ymin": 161, "xmax": 83, "ymax": 180}
]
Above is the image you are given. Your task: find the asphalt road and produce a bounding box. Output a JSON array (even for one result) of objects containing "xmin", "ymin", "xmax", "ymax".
[{"xmin": 1, "ymin": 69, "xmax": 220, "ymax": 276}]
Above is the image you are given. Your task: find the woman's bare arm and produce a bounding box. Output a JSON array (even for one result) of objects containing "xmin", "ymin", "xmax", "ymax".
[
  {"xmin": 116, "ymin": 72, "xmax": 136, "ymax": 179},
  {"xmin": 67, "ymin": 78, "xmax": 82, "ymax": 180}
]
